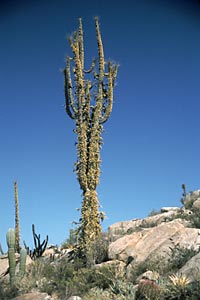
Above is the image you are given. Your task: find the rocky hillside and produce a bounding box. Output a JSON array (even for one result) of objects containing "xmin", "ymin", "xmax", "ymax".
[{"xmin": 1, "ymin": 190, "xmax": 200, "ymax": 300}]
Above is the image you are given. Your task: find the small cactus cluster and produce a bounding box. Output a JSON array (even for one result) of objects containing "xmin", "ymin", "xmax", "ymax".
[{"xmin": 6, "ymin": 228, "xmax": 27, "ymax": 286}]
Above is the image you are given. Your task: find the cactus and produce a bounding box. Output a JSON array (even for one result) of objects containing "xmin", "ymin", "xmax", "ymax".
[
  {"xmin": 0, "ymin": 243, "xmax": 4, "ymax": 255},
  {"xmin": 14, "ymin": 181, "xmax": 21, "ymax": 253},
  {"xmin": 64, "ymin": 17, "xmax": 118, "ymax": 255},
  {"xmin": 18, "ymin": 248, "xmax": 27, "ymax": 279},
  {"xmin": 6, "ymin": 228, "xmax": 27, "ymax": 286},
  {"xmin": 24, "ymin": 224, "xmax": 48, "ymax": 259},
  {"xmin": 6, "ymin": 228, "xmax": 16, "ymax": 285},
  {"xmin": 136, "ymin": 279, "xmax": 161, "ymax": 300},
  {"xmin": 31, "ymin": 224, "xmax": 48, "ymax": 259}
]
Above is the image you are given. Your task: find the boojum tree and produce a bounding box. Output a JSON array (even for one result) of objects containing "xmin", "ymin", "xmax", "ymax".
[
  {"xmin": 64, "ymin": 17, "xmax": 118, "ymax": 253},
  {"xmin": 14, "ymin": 181, "xmax": 20, "ymax": 253}
]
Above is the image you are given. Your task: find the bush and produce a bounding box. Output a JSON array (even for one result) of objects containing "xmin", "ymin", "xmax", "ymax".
[
  {"xmin": 130, "ymin": 255, "xmax": 168, "ymax": 282},
  {"xmin": 187, "ymin": 207, "xmax": 200, "ymax": 228},
  {"xmin": 167, "ymin": 244, "xmax": 199, "ymax": 272},
  {"xmin": 163, "ymin": 274, "xmax": 192, "ymax": 300}
]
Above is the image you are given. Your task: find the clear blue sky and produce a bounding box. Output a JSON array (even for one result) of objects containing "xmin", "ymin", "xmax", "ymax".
[{"xmin": 1, "ymin": 0, "xmax": 200, "ymax": 251}]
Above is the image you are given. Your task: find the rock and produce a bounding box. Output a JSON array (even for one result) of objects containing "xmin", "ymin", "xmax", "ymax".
[
  {"xmin": 108, "ymin": 219, "xmax": 200, "ymax": 263},
  {"xmin": 137, "ymin": 270, "xmax": 160, "ymax": 282},
  {"xmin": 67, "ymin": 297, "xmax": 82, "ymax": 300},
  {"xmin": 108, "ymin": 210, "xmax": 183, "ymax": 241},
  {"xmin": 178, "ymin": 252, "xmax": 200, "ymax": 281},
  {"xmin": 192, "ymin": 198, "xmax": 200, "ymax": 210},
  {"xmin": 11, "ymin": 292, "xmax": 54, "ymax": 300},
  {"xmin": 0, "ymin": 254, "xmax": 32, "ymax": 279},
  {"xmin": 160, "ymin": 207, "xmax": 180, "ymax": 213},
  {"xmin": 0, "ymin": 255, "xmax": 9, "ymax": 278},
  {"xmin": 191, "ymin": 190, "xmax": 200, "ymax": 197}
]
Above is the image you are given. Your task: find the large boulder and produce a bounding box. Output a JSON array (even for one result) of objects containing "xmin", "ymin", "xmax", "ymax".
[
  {"xmin": 108, "ymin": 219, "xmax": 200, "ymax": 264},
  {"xmin": 178, "ymin": 252, "xmax": 200, "ymax": 281},
  {"xmin": 108, "ymin": 209, "xmax": 185, "ymax": 241}
]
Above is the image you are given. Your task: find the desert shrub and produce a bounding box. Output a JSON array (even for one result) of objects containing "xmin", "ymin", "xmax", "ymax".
[
  {"xmin": 187, "ymin": 207, "xmax": 200, "ymax": 228},
  {"xmin": 181, "ymin": 190, "xmax": 200, "ymax": 208},
  {"xmin": 84, "ymin": 233, "xmax": 110, "ymax": 266},
  {"xmin": 0, "ymin": 280, "xmax": 18, "ymax": 300},
  {"xmin": 163, "ymin": 274, "xmax": 192, "ymax": 300},
  {"xmin": 181, "ymin": 194, "xmax": 195, "ymax": 209},
  {"xmin": 186, "ymin": 280, "xmax": 200, "ymax": 300},
  {"xmin": 61, "ymin": 228, "xmax": 78, "ymax": 249},
  {"xmin": 84, "ymin": 285, "xmax": 136, "ymax": 300},
  {"xmin": 109, "ymin": 279, "xmax": 137, "ymax": 299},
  {"xmin": 167, "ymin": 244, "xmax": 199, "ymax": 273},
  {"xmin": 130, "ymin": 256, "xmax": 168, "ymax": 282},
  {"xmin": 25, "ymin": 258, "xmax": 117, "ymax": 299},
  {"xmin": 61, "ymin": 263, "xmax": 117, "ymax": 298},
  {"xmin": 83, "ymin": 287, "xmax": 115, "ymax": 300}
]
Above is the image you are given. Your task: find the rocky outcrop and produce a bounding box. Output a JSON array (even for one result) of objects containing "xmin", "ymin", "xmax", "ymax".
[
  {"xmin": 108, "ymin": 219, "xmax": 200, "ymax": 264},
  {"xmin": 108, "ymin": 209, "xmax": 188, "ymax": 241},
  {"xmin": 178, "ymin": 252, "xmax": 200, "ymax": 281}
]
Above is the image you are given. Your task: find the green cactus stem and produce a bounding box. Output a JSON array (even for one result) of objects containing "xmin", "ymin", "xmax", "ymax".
[
  {"xmin": 6, "ymin": 228, "xmax": 16, "ymax": 286},
  {"xmin": 32, "ymin": 224, "xmax": 48, "ymax": 259},
  {"xmin": 64, "ymin": 17, "xmax": 118, "ymax": 256},
  {"xmin": 18, "ymin": 248, "xmax": 27, "ymax": 279},
  {"xmin": 6, "ymin": 228, "xmax": 27, "ymax": 285}
]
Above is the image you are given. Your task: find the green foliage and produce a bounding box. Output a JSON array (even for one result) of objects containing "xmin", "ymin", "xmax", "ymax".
[
  {"xmin": 180, "ymin": 187, "xmax": 200, "ymax": 228},
  {"xmin": 187, "ymin": 207, "xmax": 200, "ymax": 228},
  {"xmin": 109, "ymin": 279, "xmax": 137, "ymax": 299},
  {"xmin": 80, "ymin": 233, "xmax": 109, "ymax": 267},
  {"xmin": 0, "ymin": 282, "xmax": 18, "ymax": 300},
  {"xmin": 12, "ymin": 255, "xmax": 117, "ymax": 299},
  {"xmin": 163, "ymin": 275, "xmax": 192, "ymax": 300},
  {"xmin": 186, "ymin": 280, "xmax": 200, "ymax": 300},
  {"xmin": 83, "ymin": 287, "xmax": 115, "ymax": 300},
  {"xmin": 181, "ymin": 189, "xmax": 200, "ymax": 211},
  {"xmin": 167, "ymin": 243, "xmax": 199, "ymax": 272},
  {"xmin": 61, "ymin": 228, "xmax": 77, "ymax": 249},
  {"xmin": 130, "ymin": 256, "xmax": 167, "ymax": 282}
]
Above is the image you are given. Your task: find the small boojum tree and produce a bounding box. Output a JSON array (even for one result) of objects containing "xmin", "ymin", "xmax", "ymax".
[
  {"xmin": 14, "ymin": 181, "xmax": 20, "ymax": 253},
  {"xmin": 64, "ymin": 17, "xmax": 118, "ymax": 256}
]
